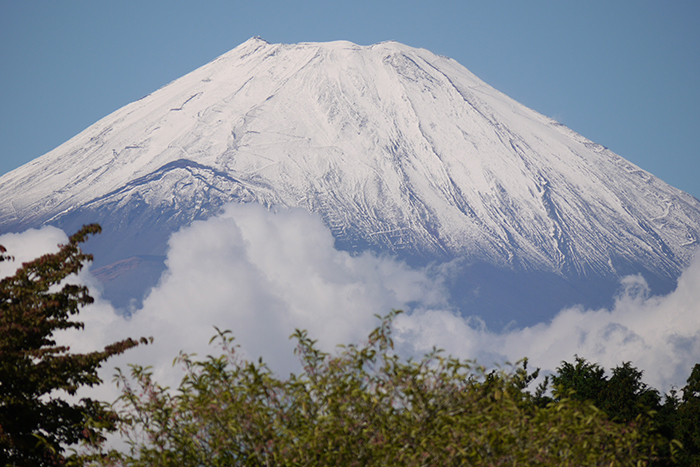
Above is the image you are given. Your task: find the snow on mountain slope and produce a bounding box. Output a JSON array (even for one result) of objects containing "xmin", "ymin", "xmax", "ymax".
[{"xmin": 1, "ymin": 38, "xmax": 698, "ymax": 321}]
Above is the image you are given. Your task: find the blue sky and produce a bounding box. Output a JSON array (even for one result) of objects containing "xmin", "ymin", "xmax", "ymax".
[{"xmin": 1, "ymin": 1, "xmax": 699, "ymax": 199}]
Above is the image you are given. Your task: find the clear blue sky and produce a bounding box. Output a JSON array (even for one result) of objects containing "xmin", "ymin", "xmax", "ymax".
[{"xmin": 1, "ymin": 1, "xmax": 699, "ymax": 199}]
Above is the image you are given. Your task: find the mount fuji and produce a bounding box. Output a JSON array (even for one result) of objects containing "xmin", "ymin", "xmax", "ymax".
[{"xmin": 1, "ymin": 38, "xmax": 699, "ymax": 327}]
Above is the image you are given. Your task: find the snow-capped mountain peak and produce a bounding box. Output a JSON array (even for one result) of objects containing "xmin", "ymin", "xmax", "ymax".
[{"xmin": 1, "ymin": 38, "xmax": 698, "ymax": 324}]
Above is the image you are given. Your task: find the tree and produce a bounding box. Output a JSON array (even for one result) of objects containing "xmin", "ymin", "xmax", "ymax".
[
  {"xmin": 551, "ymin": 357, "xmax": 689, "ymax": 465},
  {"xmin": 551, "ymin": 357, "xmax": 664, "ymax": 423},
  {"xmin": 550, "ymin": 356, "xmax": 608, "ymax": 407},
  {"xmin": 99, "ymin": 311, "xmax": 662, "ymax": 466},
  {"xmin": 0, "ymin": 225, "xmax": 148, "ymax": 467},
  {"xmin": 673, "ymin": 364, "xmax": 700, "ymax": 466}
]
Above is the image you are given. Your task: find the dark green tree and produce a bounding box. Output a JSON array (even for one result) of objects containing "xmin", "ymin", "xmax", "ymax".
[
  {"xmin": 551, "ymin": 357, "xmax": 662, "ymax": 423},
  {"xmin": 551, "ymin": 356, "xmax": 608, "ymax": 405},
  {"xmin": 605, "ymin": 362, "xmax": 661, "ymax": 423},
  {"xmin": 551, "ymin": 357, "xmax": 690, "ymax": 465},
  {"xmin": 0, "ymin": 225, "xmax": 148, "ymax": 467},
  {"xmin": 674, "ymin": 364, "xmax": 700, "ymax": 466}
]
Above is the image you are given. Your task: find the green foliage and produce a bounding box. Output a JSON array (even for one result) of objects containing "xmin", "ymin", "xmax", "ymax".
[
  {"xmin": 551, "ymin": 356, "xmax": 661, "ymax": 424},
  {"xmin": 96, "ymin": 311, "xmax": 662, "ymax": 466},
  {"xmin": 549, "ymin": 356, "xmax": 700, "ymax": 466},
  {"xmin": 551, "ymin": 357, "xmax": 607, "ymax": 408},
  {"xmin": 672, "ymin": 364, "xmax": 700, "ymax": 466},
  {"xmin": 0, "ymin": 225, "xmax": 148, "ymax": 467}
]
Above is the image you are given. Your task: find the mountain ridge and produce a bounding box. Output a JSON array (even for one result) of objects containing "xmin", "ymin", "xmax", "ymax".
[{"xmin": 1, "ymin": 37, "xmax": 698, "ymax": 324}]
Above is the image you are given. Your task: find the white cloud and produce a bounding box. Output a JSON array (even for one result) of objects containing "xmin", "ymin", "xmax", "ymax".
[
  {"xmin": 3, "ymin": 206, "xmax": 700, "ymax": 399},
  {"xmin": 394, "ymin": 251, "xmax": 700, "ymax": 391},
  {"xmin": 63, "ymin": 203, "xmax": 447, "ymax": 396},
  {"xmin": 0, "ymin": 226, "xmax": 68, "ymax": 278}
]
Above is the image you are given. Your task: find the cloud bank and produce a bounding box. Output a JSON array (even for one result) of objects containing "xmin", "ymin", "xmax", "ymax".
[
  {"xmin": 2, "ymin": 204, "xmax": 699, "ymax": 397},
  {"xmin": 394, "ymin": 258, "xmax": 700, "ymax": 390}
]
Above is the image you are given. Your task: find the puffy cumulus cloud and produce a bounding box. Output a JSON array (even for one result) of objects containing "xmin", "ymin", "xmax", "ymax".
[
  {"xmin": 4, "ymin": 207, "xmax": 700, "ymax": 397},
  {"xmin": 394, "ymin": 251, "xmax": 700, "ymax": 391},
  {"xmin": 72, "ymin": 203, "xmax": 449, "ymax": 393},
  {"xmin": 0, "ymin": 226, "xmax": 69, "ymax": 279}
]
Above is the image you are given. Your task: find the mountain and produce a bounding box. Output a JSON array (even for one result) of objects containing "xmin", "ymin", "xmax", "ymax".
[{"xmin": 1, "ymin": 38, "xmax": 699, "ymax": 327}]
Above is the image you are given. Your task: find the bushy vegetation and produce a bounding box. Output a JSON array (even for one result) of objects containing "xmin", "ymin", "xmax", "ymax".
[
  {"xmin": 90, "ymin": 312, "xmax": 662, "ymax": 466},
  {"xmin": 545, "ymin": 357, "xmax": 700, "ymax": 466},
  {"xmin": 2, "ymin": 225, "xmax": 700, "ymax": 466}
]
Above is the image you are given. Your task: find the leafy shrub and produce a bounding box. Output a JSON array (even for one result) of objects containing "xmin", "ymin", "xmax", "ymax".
[{"xmin": 96, "ymin": 311, "xmax": 662, "ymax": 466}]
